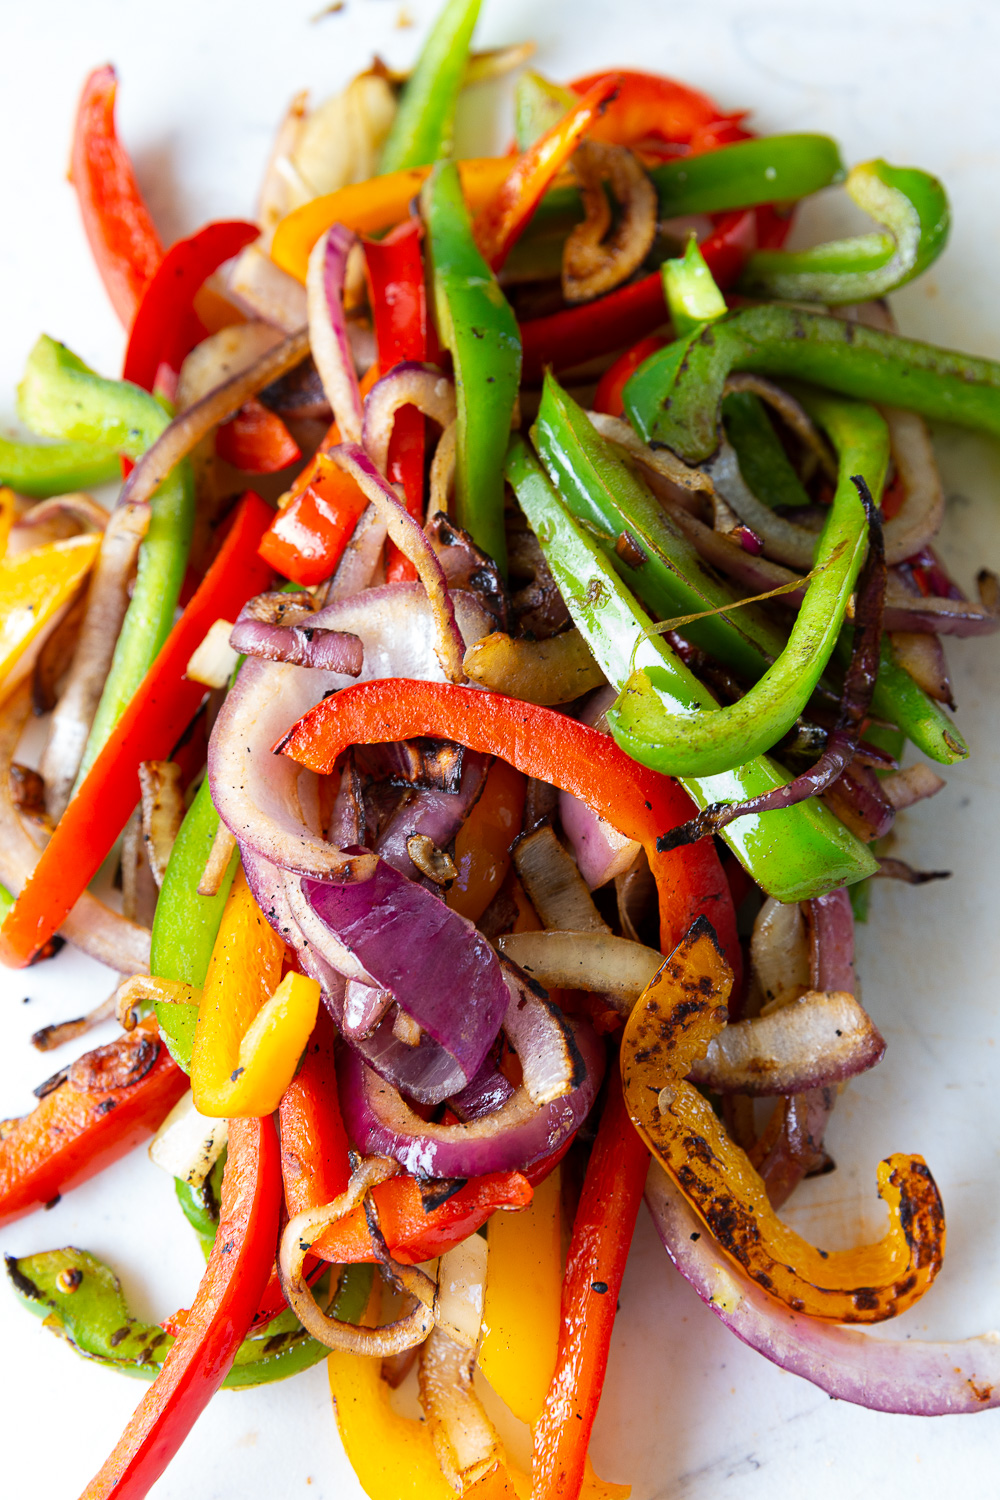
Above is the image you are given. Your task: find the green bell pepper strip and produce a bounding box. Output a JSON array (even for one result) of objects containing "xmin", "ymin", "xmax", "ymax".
[
  {"xmin": 741, "ymin": 160, "xmax": 950, "ymax": 304},
  {"xmin": 606, "ymin": 392, "xmax": 890, "ymax": 777},
  {"xmin": 623, "ymin": 303, "xmax": 1000, "ymax": 460},
  {"xmin": 662, "ymin": 234, "xmax": 728, "ymax": 337},
  {"xmin": 175, "ymin": 1149, "xmax": 228, "ymax": 1258},
  {"xmin": 722, "ymin": 390, "xmax": 812, "ymax": 509},
  {"xmin": 861, "ymin": 634, "xmax": 967, "ymax": 764},
  {"xmin": 423, "ymin": 160, "xmax": 522, "ymax": 572},
  {"xmin": 378, "ymin": 0, "xmax": 482, "ymax": 172},
  {"xmin": 514, "ymin": 70, "xmax": 578, "ymax": 151},
  {"xmin": 649, "ymin": 134, "xmax": 845, "ymax": 218},
  {"xmin": 5, "ymin": 1246, "xmax": 372, "ymax": 1387},
  {"xmin": 532, "ymin": 373, "xmax": 786, "ymax": 679},
  {"xmin": 506, "ymin": 435, "xmax": 876, "ymax": 900},
  {"xmin": 18, "ymin": 335, "xmax": 194, "ymax": 781},
  {"xmin": 0, "ymin": 434, "xmax": 120, "ymax": 498}
]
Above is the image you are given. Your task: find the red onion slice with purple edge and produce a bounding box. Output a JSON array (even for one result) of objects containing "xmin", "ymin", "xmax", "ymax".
[
  {"xmin": 375, "ymin": 750, "xmax": 490, "ymax": 880},
  {"xmin": 307, "ymin": 223, "xmax": 363, "ymax": 443},
  {"xmin": 645, "ymin": 1162, "xmax": 1000, "ymax": 1416},
  {"xmin": 229, "ymin": 614, "xmax": 364, "ymax": 675},
  {"xmin": 362, "ymin": 362, "xmax": 457, "ymax": 479}
]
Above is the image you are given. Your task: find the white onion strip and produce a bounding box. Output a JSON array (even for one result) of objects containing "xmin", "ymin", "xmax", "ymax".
[
  {"xmin": 419, "ymin": 1325, "xmax": 502, "ymax": 1491},
  {"xmin": 361, "ymin": 362, "xmax": 457, "ymax": 478}
]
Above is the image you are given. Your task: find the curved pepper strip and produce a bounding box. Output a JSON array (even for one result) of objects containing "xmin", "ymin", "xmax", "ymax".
[
  {"xmin": 0, "ymin": 435, "xmax": 120, "ymax": 498},
  {"xmin": 0, "ymin": 1016, "xmax": 186, "ymax": 1227},
  {"xmin": 648, "ymin": 134, "xmax": 845, "ymax": 218},
  {"xmin": 275, "ymin": 677, "xmax": 742, "ymax": 983},
  {"xmin": 5, "ymin": 1246, "xmax": 332, "ymax": 1388},
  {"xmin": 70, "ymin": 65, "xmax": 164, "ymax": 328},
  {"xmin": 742, "ymin": 160, "xmax": 949, "ymax": 304},
  {"xmin": 0, "ymin": 534, "xmax": 101, "ymax": 697},
  {"xmin": 0, "ymin": 492, "xmax": 273, "ymax": 968},
  {"xmin": 661, "ymin": 234, "xmax": 728, "ymax": 337},
  {"xmin": 422, "ymin": 159, "xmax": 522, "ymax": 571},
  {"xmin": 505, "ymin": 434, "xmax": 875, "ymax": 901},
  {"xmin": 18, "ymin": 335, "xmax": 195, "ymax": 778},
  {"xmin": 190, "ymin": 869, "xmax": 320, "ymax": 1118},
  {"xmin": 622, "ymin": 918, "xmax": 945, "ymax": 1322},
  {"xmin": 216, "ymin": 397, "xmax": 301, "ymax": 474},
  {"xmin": 722, "ymin": 389, "xmax": 811, "ymax": 509},
  {"xmin": 446, "ymin": 757, "xmax": 526, "ymax": 922},
  {"xmin": 80, "ymin": 1116, "xmax": 280, "ymax": 1500},
  {"xmin": 378, "ymin": 0, "xmax": 482, "ymax": 173},
  {"xmin": 607, "ymin": 394, "xmax": 889, "ymax": 777},
  {"xmin": 567, "ymin": 67, "xmax": 729, "ymax": 147}
]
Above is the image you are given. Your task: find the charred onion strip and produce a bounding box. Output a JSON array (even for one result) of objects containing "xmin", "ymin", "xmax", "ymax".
[{"xmin": 563, "ymin": 141, "xmax": 657, "ymax": 303}]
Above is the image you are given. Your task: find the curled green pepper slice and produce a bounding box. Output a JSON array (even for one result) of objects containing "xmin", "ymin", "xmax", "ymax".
[
  {"xmin": 722, "ymin": 390, "xmax": 811, "ymax": 510},
  {"xmin": 662, "ymin": 234, "xmax": 728, "ymax": 337},
  {"xmin": 0, "ymin": 433, "xmax": 120, "ymax": 498},
  {"xmin": 741, "ymin": 160, "xmax": 949, "ymax": 304},
  {"xmin": 649, "ymin": 133, "xmax": 845, "ymax": 219},
  {"xmin": 379, "ymin": 0, "xmax": 482, "ymax": 172}
]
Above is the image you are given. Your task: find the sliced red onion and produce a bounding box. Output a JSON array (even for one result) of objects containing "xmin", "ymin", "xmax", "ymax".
[
  {"xmin": 338, "ymin": 1016, "xmax": 604, "ymax": 1178},
  {"xmin": 342, "ymin": 979, "xmax": 394, "ymax": 1041},
  {"xmin": 327, "ymin": 504, "xmax": 389, "ymax": 603},
  {"xmin": 328, "ymin": 760, "xmax": 365, "ymax": 847},
  {"xmin": 558, "ymin": 788, "xmax": 640, "ymax": 891},
  {"xmin": 306, "ymin": 224, "xmax": 362, "ymax": 443},
  {"xmin": 362, "ymin": 362, "xmax": 456, "ymax": 478},
  {"xmin": 448, "ymin": 1058, "xmax": 516, "ymax": 1122},
  {"xmin": 325, "ymin": 443, "xmax": 465, "ymax": 682},
  {"xmin": 881, "ymin": 762, "xmax": 946, "ymax": 811},
  {"xmin": 209, "ymin": 584, "xmax": 492, "ymax": 881},
  {"xmin": 822, "ymin": 762, "xmax": 896, "ymax": 843},
  {"xmin": 374, "ymin": 751, "xmax": 489, "ymax": 880},
  {"xmin": 229, "ymin": 616, "xmax": 364, "ymax": 675},
  {"xmin": 301, "ymin": 856, "xmax": 509, "ymax": 1096},
  {"xmin": 658, "ymin": 479, "xmax": 886, "ymax": 848},
  {"xmin": 688, "ymin": 989, "xmax": 884, "ymax": 1096},
  {"xmin": 426, "ymin": 513, "xmax": 509, "ymax": 633},
  {"xmin": 645, "ymin": 1162, "xmax": 1000, "ymax": 1416}
]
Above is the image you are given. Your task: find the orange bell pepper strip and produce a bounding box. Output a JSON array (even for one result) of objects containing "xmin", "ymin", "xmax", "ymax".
[
  {"xmin": 216, "ymin": 396, "xmax": 301, "ymax": 474},
  {"xmin": 70, "ymin": 66, "xmax": 165, "ymax": 329},
  {"xmin": 81, "ymin": 1116, "xmax": 281, "ymax": 1500},
  {"xmin": 567, "ymin": 69, "xmax": 728, "ymax": 148},
  {"xmin": 474, "ymin": 74, "xmax": 621, "ymax": 272},
  {"xmin": 271, "ymin": 158, "xmax": 512, "ymax": 284},
  {"xmin": 0, "ymin": 532, "xmax": 101, "ymax": 701},
  {"xmin": 446, "ymin": 757, "xmax": 526, "ymax": 923},
  {"xmin": 276, "ymin": 679, "xmax": 741, "ymax": 981},
  {"xmin": 622, "ymin": 918, "xmax": 946, "ymax": 1323},
  {"xmin": 190, "ymin": 869, "xmax": 320, "ymax": 1118},
  {"xmin": 278, "ymin": 1008, "xmax": 352, "ymax": 1216},
  {"xmin": 0, "ymin": 1015, "xmax": 186, "ymax": 1228},
  {"xmin": 0, "ymin": 492, "xmax": 274, "ymax": 968}
]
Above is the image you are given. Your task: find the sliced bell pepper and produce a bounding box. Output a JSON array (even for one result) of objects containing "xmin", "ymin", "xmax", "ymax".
[
  {"xmin": 722, "ymin": 389, "xmax": 811, "ymax": 509},
  {"xmin": 363, "ymin": 218, "xmax": 428, "ymax": 581},
  {"xmin": 531, "ymin": 1069, "xmax": 648, "ymax": 1500},
  {"xmin": 0, "ymin": 434, "xmax": 120, "ymax": 498},
  {"xmin": 150, "ymin": 774, "xmax": 240, "ymax": 990},
  {"xmin": 661, "ymin": 233, "xmax": 727, "ymax": 337},
  {"xmin": 278, "ymin": 1008, "xmax": 351, "ymax": 1216},
  {"xmin": 0, "ymin": 1016, "xmax": 186, "ymax": 1227},
  {"xmin": 648, "ymin": 133, "xmax": 845, "ymax": 219},
  {"xmin": 80, "ymin": 1116, "xmax": 281, "ymax": 1500},
  {"xmin": 505, "ymin": 432, "xmax": 876, "ymax": 901},
  {"xmin": 18, "ymin": 335, "xmax": 195, "ymax": 778},
  {"xmin": 121, "ymin": 219, "xmax": 259, "ymax": 398},
  {"xmin": 423, "ymin": 159, "xmax": 522, "ymax": 571},
  {"xmin": 474, "ymin": 75, "xmax": 620, "ymax": 272},
  {"xmin": 593, "ymin": 334, "xmax": 665, "ymax": 417},
  {"xmin": 0, "ymin": 492, "xmax": 273, "ymax": 968},
  {"xmin": 446, "ymin": 757, "xmax": 526, "ymax": 922},
  {"xmin": 0, "ymin": 533, "xmax": 101, "ymax": 697},
  {"xmin": 190, "ymin": 868, "xmax": 320, "ymax": 1118},
  {"xmin": 566, "ymin": 68, "xmax": 725, "ymax": 147},
  {"xmin": 621, "ymin": 919, "xmax": 945, "ymax": 1323},
  {"xmin": 276, "ymin": 676, "xmax": 741, "ymax": 981},
  {"xmin": 378, "ymin": 0, "xmax": 482, "ymax": 173},
  {"xmin": 258, "ymin": 456, "xmax": 370, "ymax": 585},
  {"xmin": 478, "ymin": 1165, "xmax": 562, "ymax": 1425},
  {"xmin": 70, "ymin": 65, "xmax": 165, "ymax": 329},
  {"xmin": 742, "ymin": 159, "xmax": 949, "ymax": 304},
  {"xmin": 215, "ymin": 396, "xmax": 301, "ymax": 474}
]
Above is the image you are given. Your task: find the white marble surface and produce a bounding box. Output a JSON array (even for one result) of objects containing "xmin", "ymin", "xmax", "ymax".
[{"xmin": 1, "ymin": 2, "xmax": 1000, "ymax": 1496}]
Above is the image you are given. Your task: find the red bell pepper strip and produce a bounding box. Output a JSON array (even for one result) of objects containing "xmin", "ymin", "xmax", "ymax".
[
  {"xmin": 81, "ymin": 1116, "xmax": 280, "ymax": 1500},
  {"xmin": 568, "ymin": 68, "xmax": 728, "ymax": 148},
  {"xmin": 258, "ymin": 460, "xmax": 369, "ymax": 586},
  {"xmin": 475, "ymin": 74, "xmax": 621, "ymax": 272},
  {"xmin": 0, "ymin": 493, "xmax": 274, "ymax": 968},
  {"xmin": 216, "ymin": 396, "xmax": 302, "ymax": 474},
  {"xmin": 531, "ymin": 1069, "xmax": 649, "ymax": 1500},
  {"xmin": 0, "ymin": 1016, "xmax": 186, "ymax": 1227},
  {"xmin": 70, "ymin": 66, "xmax": 165, "ymax": 330},
  {"xmin": 276, "ymin": 679, "xmax": 741, "ymax": 982},
  {"xmin": 446, "ymin": 757, "xmax": 526, "ymax": 922},
  {"xmin": 363, "ymin": 220, "xmax": 428, "ymax": 582},
  {"xmin": 121, "ymin": 219, "xmax": 259, "ymax": 398},
  {"xmin": 279, "ymin": 1008, "xmax": 352, "ymax": 1217},
  {"xmin": 593, "ymin": 333, "xmax": 666, "ymax": 417}
]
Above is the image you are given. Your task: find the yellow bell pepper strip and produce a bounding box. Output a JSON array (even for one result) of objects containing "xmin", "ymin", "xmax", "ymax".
[
  {"xmin": 478, "ymin": 1166, "xmax": 561, "ymax": 1425},
  {"xmin": 446, "ymin": 758, "xmax": 526, "ymax": 923},
  {"xmin": 271, "ymin": 158, "xmax": 511, "ymax": 283},
  {"xmin": 621, "ymin": 917, "xmax": 946, "ymax": 1323},
  {"xmin": 378, "ymin": 0, "xmax": 482, "ymax": 173},
  {"xmin": 0, "ymin": 436, "xmax": 120, "ymax": 498},
  {"xmin": 190, "ymin": 868, "xmax": 321, "ymax": 1118},
  {"xmin": 0, "ymin": 533, "xmax": 100, "ymax": 700},
  {"xmin": 423, "ymin": 159, "xmax": 522, "ymax": 571},
  {"xmin": 473, "ymin": 75, "xmax": 620, "ymax": 272}
]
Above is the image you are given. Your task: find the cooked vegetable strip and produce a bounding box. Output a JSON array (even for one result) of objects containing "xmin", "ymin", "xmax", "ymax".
[
  {"xmin": 742, "ymin": 160, "xmax": 950, "ymax": 303},
  {"xmin": 661, "ymin": 234, "xmax": 727, "ymax": 337},
  {"xmin": 0, "ymin": 494, "xmax": 273, "ymax": 968},
  {"xmin": 648, "ymin": 133, "xmax": 845, "ymax": 216},
  {"xmin": 151, "ymin": 776, "xmax": 240, "ymax": 989},
  {"xmin": 378, "ymin": 0, "xmax": 482, "ymax": 172},
  {"xmin": 0, "ymin": 532, "xmax": 101, "ymax": 700},
  {"xmin": 447, "ymin": 758, "xmax": 526, "ymax": 922},
  {"xmin": 621, "ymin": 920, "xmax": 945, "ymax": 1322},
  {"xmin": 423, "ymin": 160, "xmax": 522, "ymax": 570},
  {"xmin": 504, "ymin": 436, "xmax": 876, "ymax": 900},
  {"xmin": 70, "ymin": 65, "xmax": 164, "ymax": 327},
  {"xmin": 0, "ymin": 435, "xmax": 120, "ymax": 497},
  {"xmin": 722, "ymin": 389, "xmax": 812, "ymax": 510},
  {"xmin": 18, "ymin": 335, "xmax": 195, "ymax": 777},
  {"xmin": 80, "ymin": 1117, "xmax": 281, "ymax": 1500}
]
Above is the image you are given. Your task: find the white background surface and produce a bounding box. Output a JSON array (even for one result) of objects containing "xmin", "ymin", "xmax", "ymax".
[{"xmin": 2, "ymin": 2, "xmax": 1000, "ymax": 1497}]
